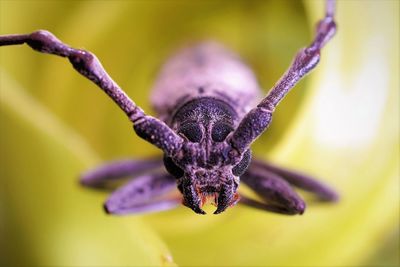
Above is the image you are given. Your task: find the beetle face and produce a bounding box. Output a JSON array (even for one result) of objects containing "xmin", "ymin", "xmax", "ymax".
[{"xmin": 164, "ymin": 119, "xmax": 251, "ymax": 214}]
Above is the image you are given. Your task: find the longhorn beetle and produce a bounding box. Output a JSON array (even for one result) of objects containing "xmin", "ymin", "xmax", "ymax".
[{"xmin": 0, "ymin": 0, "xmax": 338, "ymax": 215}]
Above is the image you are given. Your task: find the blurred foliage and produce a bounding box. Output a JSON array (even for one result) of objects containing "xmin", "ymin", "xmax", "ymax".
[{"xmin": 0, "ymin": 0, "xmax": 398, "ymax": 266}]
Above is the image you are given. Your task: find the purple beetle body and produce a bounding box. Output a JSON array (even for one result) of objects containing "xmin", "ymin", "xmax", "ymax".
[
  {"xmin": 0, "ymin": 0, "xmax": 339, "ymax": 215},
  {"xmin": 151, "ymin": 43, "xmax": 261, "ymax": 213},
  {"xmin": 151, "ymin": 42, "xmax": 261, "ymax": 119}
]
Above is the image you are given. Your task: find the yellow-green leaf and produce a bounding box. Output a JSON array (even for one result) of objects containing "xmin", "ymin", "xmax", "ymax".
[
  {"xmin": 0, "ymin": 72, "xmax": 175, "ymax": 266},
  {"xmin": 1, "ymin": 1, "xmax": 398, "ymax": 266}
]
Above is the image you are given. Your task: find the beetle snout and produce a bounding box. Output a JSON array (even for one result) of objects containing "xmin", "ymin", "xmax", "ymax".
[{"xmin": 181, "ymin": 167, "xmax": 240, "ymax": 214}]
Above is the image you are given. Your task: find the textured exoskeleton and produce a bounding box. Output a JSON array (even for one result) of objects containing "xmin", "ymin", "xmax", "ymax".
[{"xmin": 0, "ymin": 0, "xmax": 338, "ymax": 215}]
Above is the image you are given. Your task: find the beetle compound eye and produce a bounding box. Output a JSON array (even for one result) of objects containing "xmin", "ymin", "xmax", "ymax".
[
  {"xmin": 232, "ymin": 150, "xmax": 251, "ymax": 176},
  {"xmin": 211, "ymin": 122, "xmax": 234, "ymax": 142},
  {"xmin": 163, "ymin": 155, "xmax": 184, "ymax": 178},
  {"xmin": 179, "ymin": 122, "xmax": 202, "ymax": 142}
]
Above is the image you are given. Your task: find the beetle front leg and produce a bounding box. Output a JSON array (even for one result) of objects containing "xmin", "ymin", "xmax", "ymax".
[
  {"xmin": 229, "ymin": 0, "xmax": 337, "ymax": 153},
  {"xmin": 240, "ymin": 167, "xmax": 306, "ymax": 215},
  {"xmin": 80, "ymin": 157, "xmax": 163, "ymax": 190},
  {"xmin": 0, "ymin": 30, "xmax": 183, "ymax": 156},
  {"xmin": 104, "ymin": 172, "xmax": 180, "ymax": 215},
  {"xmin": 251, "ymin": 159, "xmax": 338, "ymax": 202},
  {"xmin": 0, "ymin": 31, "xmax": 140, "ymax": 118}
]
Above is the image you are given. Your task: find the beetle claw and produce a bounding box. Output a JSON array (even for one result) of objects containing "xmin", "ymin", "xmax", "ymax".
[
  {"xmin": 213, "ymin": 185, "xmax": 234, "ymax": 214},
  {"xmin": 182, "ymin": 180, "xmax": 207, "ymax": 214}
]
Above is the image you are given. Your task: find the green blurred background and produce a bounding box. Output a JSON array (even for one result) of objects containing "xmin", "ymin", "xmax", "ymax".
[{"xmin": 0, "ymin": 0, "xmax": 398, "ymax": 266}]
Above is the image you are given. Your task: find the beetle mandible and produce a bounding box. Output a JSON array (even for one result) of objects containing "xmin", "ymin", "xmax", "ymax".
[{"xmin": 0, "ymin": 0, "xmax": 338, "ymax": 215}]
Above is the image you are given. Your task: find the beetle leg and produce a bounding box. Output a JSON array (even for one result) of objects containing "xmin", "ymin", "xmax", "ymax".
[
  {"xmin": 80, "ymin": 157, "xmax": 163, "ymax": 190},
  {"xmin": 104, "ymin": 172, "xmax": 180, "ymax": 215},
  {"xmin": 0, "ymin": 30, "xmax": 183, "ymax": 156},
  {"xmin": 251, "ymin": 159, "xmax": 338, "ymax": 202},
  {"xmin": 240, "ymin": 196, "xmax": 302, "ymax": 215},
  {"xmin": 240, "ymin": 167, "xmax": 306, "ymax": 215},
  {"xmin": 229, "ymin": 0, "xmax": 337, "ymax": 153}
]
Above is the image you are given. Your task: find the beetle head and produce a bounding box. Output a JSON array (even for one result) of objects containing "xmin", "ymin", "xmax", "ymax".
[{"xmin": 163, "ymin": 98, "xmax": 251, "ymax": 214}]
